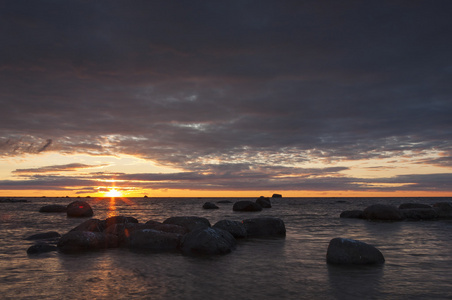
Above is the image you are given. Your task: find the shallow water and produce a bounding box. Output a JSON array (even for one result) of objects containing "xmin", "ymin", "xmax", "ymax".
[{"xmin": 1, "ymin": 197, "xmax": 452, "ymax": 299}]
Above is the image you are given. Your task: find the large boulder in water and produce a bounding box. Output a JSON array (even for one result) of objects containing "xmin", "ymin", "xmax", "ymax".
[
  {"xmin": 66, "ymin": 200, "xmax": 93, "ymax": 218},
  {"xmin": 163, "ymin": 216, "xmax": 211, "ymax": 232},
  {"xmin": 327, "ymin": 238, "xmax": 385, "ymax": 265},
  {"xmin": 255, "ymin": 196, "xmax": 272, "ymax": 208},
  {"xmin": 180, "ymin": 227, "xmax": 236, "ymax": 256},
  {"xmin": 127, "ymin": 229, "xmax": 182, "ymax": 252},
  {"xmin": 233, "ymin": 201, "xmax": 262, "ymax": 212},
  {"xmin": 242, "ymin": 217, "xmax": 286, "ymax": 237},
  {"xmin": 39, "ymin": 204, "xmax": 67, "ymax": 213},
  {"xmin": 213, "ymin": 220, "xmax": 247, "ymax": 239},
  {"xmin": 203, "ymin": 202, "xmax": 219, "ymax": 209},
  {"xmin": 432, "ymin": 202, "xmax": 452, "ymax": 219},
  {"xmin": 57, "ymin": 231, "xmax": 118, "ymax": 253},
  {"xmin": 362, "ymin": 204, "xmax": 404, "ymax": 221},
  {"xmin": 27, "ymin": 243, "xmax": 58, "ymax": 255}
]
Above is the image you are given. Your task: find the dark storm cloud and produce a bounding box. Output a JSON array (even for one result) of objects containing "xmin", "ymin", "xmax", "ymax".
[
  {"xmin": 1, "ymin": 0, "xmax": 452, "ymax": 192},
  {"xmin": 13, "ymin": 163, "xmax": 107, "ymax": 174}
]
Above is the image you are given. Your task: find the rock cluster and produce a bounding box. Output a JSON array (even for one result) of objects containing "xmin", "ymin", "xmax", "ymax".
[
  {"xmin": 27, "ymin": 215, "xmax": 286, "ymax": 256},
  {"xmin": 340, "ymin": 202, "xmax": 452, "ymax": 221}
]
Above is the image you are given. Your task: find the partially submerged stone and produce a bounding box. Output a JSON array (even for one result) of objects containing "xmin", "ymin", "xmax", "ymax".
[
  {"xmin": 242, "ymin": 217, "xmax": 286, "ymax": 237},
  {"xmin": 66, "ymin": 200, "xmax": 93, "ymax": 218},
  {"xmin": 213, "ymin": 220, "xmax": 247, "ymax": 238},
  {"xmin": 255, "ymin": 196, "xmax": 272, "ymax": 208},
  {"xmin": 326, "ymin": 238, "xmax": 385, "ymax": 265},
  {"xmin": 203, "ymin": 202, "xmax": 219, "ymax": 209},
  {"xmin": 362, "ymin": 204, "xmax": 404, "ymax": 221},
  {"xmin": 180, "ymin": 227, "xmax": 236, "ymax": 256},
  {"xmin": 25, "ymin": 231, "xmax": 61, "ymax": 240},
  {"xmin": 127, "ymin": 229, "xmax": 182, "ymax": 252},
  {"xmin": 233, "ymin": 201, "xmax": 262, "ymax": 212},
  {"xmin": 57, "ymin": 231, "xmax": 118, "ymax": 253},
  {"xmin": 340, "ymin": 210, "xmax": 364, "ymax": 219},
  {"xmin": 39, "ymin": 205, "xmax": 67, "ymax": 213},
  {"xmin": 163, "ymin": 216, "xmax": 211, "ymax": 232}
]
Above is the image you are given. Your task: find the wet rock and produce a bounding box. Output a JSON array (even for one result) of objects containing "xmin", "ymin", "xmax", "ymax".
[
  {"xmin": 399, "ymin": 203, "xmax": 432, "ymax": 209},
  {"xmin": 25, "ymin": 231, "xmax": 61, "ymax": 240},
  {"xmin": 27, "ymin": 243, "xmax": 58, "ymax": 255},
  {"xmin": 242, "ymin": 217, "xmax": 286, "ymax": 237},
  {"xmin": 432, "ymin": 202, "xmax": 452, "ymax": 219},
  {"xmin": 69, "ymin": 218, "xmax": 106, "ymax": 232},
  {"xmin": 203, "ymin": 202, "xmax": 219, "ymax": 209},
  {"xmin": 57, "ymin": 231, "xmax": 118, "ymax": 253},
  {"xmin": 66, "ymin": 200, "xmax": 93, "ymax": 218},
  {"xmin": 39, "ymin": 205, "xmax": 67, "ymax": 213},
  {"xmin": 127, "ymin": 229, "xmax": 182, "ymax": 251},
  {"xmin": 340, "ymin": 210, "xmax": 364, "ymax": 219},
  {"xmin": 233, "ymin": 201, "xmax": 262, "ymax": 212},
  {"xmin": 326, "ymin": 237, "xmax": 385, "ymax": 265},
  {"xmin": 256, "ymin": 196, "xmax": 272, "ymax": 208},
  {"xmin": 163, "ymin": 216, "xmax": 211, "ymax": 232},
  {"xmin": 105, "ymin": 216, "xmax": 139, "ymax": 228},
  {"xmin": 180, "ymin": 227, "xmax": 236, "ymax": 256},
  {"xmin": 213, "ymin": 220, "xmax": 247, "ymax": 239},
  {"xmin": 362, "ymin": 204, "xmax": 404, "ymax": 221},
  {"xmin": 402, "ymin": 208, "xmax": 439, "ymax": 220}
]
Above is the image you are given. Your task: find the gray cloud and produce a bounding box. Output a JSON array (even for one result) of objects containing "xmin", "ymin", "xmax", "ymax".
[{"xmin": 1, "ymin": 0, "xmax": 452, "ymax": 193}]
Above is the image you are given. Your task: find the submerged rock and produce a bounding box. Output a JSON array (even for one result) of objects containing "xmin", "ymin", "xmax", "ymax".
[
  {"xmin": 233, "ymin": 201, "xmax": 262, "ymax": 212},
  {"xmin": 242, "ymin": 217, "xmax": 286, "ymax": 237},
  {"xmin": 202, "ymin": 202, "xmax": 219, "ymax": 209},
  {"xmin": 180, "ymin": 227, "xmax": 236, "ymax": 256},
  {"xmin": 25, "ymin": 231, "xmax": 61, "ymax": 240},
  {"xmin": 217, "ymin": 200, "xmax": 233, "ymax": 204},
  {"xmin": 271, "ymin": 194, "xmax": 282, "ymax": 198},
  {"xmin": 399, "ymin": 203, "xmax": 432, "ymax": 209},
  {"xmin": 213, "ymin": 220, "xmax": 247, "ymax": 239},
  {"xmin": 326, "ymin": 238, "xmax": 385, "ymax": 265},
  {"xmin": 362, "ymin": 204, "xmax": 404, "ymax": 221},
  {"xmin": 340, "ymin": 210, "xmax": 364, "ymax": 219},
  {"xmin": 66, "ymin": 200, "xmax": 93, "ymax": 218},
  {"xmin": 27, "ymin": 243, "xmax": 58, "ymax": 255},
  {"xmin": 39, "ymin": 205, "xmax": 67, "ymax": 213},
  {"xmin": 402, "ymin": 208, "xmax": 439, "ymax": 220}
]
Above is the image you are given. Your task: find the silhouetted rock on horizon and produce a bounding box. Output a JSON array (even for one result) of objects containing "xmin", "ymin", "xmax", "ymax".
[
  {"xmin": 57, "ymin": 231, "xmax": 118, "ymax": 253},
  {"xmin": 340, "ymin": 210, "xmax": 364, "ymax": 219},
  {"xmin": 233, "ymin": 201, "xmax": 263, "ymax": 212},
  {"xmin": 25, "ymin": 231, "xmax": 61, "ymax": 240},
  {"xmin": 242, "ymin": 217, "xmax": 286, "ymax": 237},
  {"xmin": 180, "ymin": 227, "xmax": 236, "ymax": 256},
  {"xmin": 39, "ymin": 205, "xmax": 67, "ymax": 213},
  {"xmin": 213, "ymin": 220, "xmax": 247, "ymax": 239},
  {"xmin": 326, "ymin": 238, "xmax": 385, "ymax": 265},
  {"xmin": 399, "ymin": 203, "xmax": 432, "ymax": 209},
  {"xmin": 272, "ymin": 194, "xmax": 282, "ymax": 198},
  {"xmin": 127, "ymin": 229, "xmax": 182, "ymax": 252},
  {"xmin": 256, "ymin": 196, "xmax": 272, "ymax": 208},
  {"xmin": 203, "ymin": 202, "xmax": 219, "ymax": 209},
  {"xmin": 163, "ymin": 216, "xmax": 211, "ymax": 232},
  {"xmin": 0, "ymin": 198, "xmax": 28, "ymax": 203},
  {"xmin": 66, "ymin": 200, "xmax": 93, "ymax": 218},
  {"xmin": 362, "ymin": 204, "xmax": 405, "ymax": 221}
]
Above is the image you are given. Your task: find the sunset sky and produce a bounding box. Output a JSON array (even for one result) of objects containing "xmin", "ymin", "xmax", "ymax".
[{"xmin": 1, "ymin": 1, "xmax": 451, "ymax": 198}]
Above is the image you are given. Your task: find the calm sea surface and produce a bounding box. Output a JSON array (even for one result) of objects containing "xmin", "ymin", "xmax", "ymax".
[{"xmin": 1, "ymin": 197, "xmax": 452, "ymax": 299}]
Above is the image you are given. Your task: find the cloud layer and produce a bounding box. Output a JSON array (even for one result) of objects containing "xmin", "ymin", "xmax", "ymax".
[{"xmin": 1, "ymin": 1, "xmax": 452, "ymax": 194}]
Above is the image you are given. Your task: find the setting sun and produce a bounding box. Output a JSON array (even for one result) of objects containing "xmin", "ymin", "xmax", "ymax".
[{"xmin": 105, "ymin": 188, "xmax": 122, "ymax": 198}]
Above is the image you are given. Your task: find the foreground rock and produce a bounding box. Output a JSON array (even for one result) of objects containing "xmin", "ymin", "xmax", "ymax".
[
  {"xmin": 362, "ymin": 204, "xmax": 405, "ymax": 221},
  {"xmin": 233, "ymin": 201, "xmax": 262, "ymax": 212},
  {"xmin": 203, "ymin": 202, "xmax": 219, "ymax": 209},
  {"xmin": 242, "ymin": 217, "xmax": 286, "ymax": 237},
  {"xmin": 163, "ymin": 216, "xmax": 211, "ymax": 232},
  {"xmin": 256, "ymin": 196, "xmax": 272, "ymax": 208},
  {"xmin": 127, "ymin": 229, "xmax": 182, "ymax": 251},
  {"xmin": 180, "ymin": 227, "xmax": 236, "ymax": 255},
  {"xmin": 66, "ymin": 200, "xmax": 93, "ymax": 218},
  {"xmin": 57, "ymin": 231, "xmax": 118, "ymax": 253},
  {"xmin": 39, "ymin": 205, "xmax": 67, "ymax": 213},
  {"xmin": 213, "ymin": 220, "xmax": 247, "ymax": 238},
  {"xmin": 326, "ymin": 238, "xmax": 385, "ymax": 265}
]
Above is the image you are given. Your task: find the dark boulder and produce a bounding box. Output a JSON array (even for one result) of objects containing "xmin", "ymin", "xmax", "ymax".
[
  {"xmin": 127, "ymin": 229, "xmax": 182, "ymax": 251},
  {"xmin": 39, "ymin": 205, "xmax": 67, "ymax": 213},
  {"xmin": 163, "ymin": 216, "xmax": 211, "ymax": 232},
  {"xmin": 66, "ymin": 200, "xmax": 93, "ymax": 218},
  {"xmin": 180, "ymin": 227, "xmax": 236, "ymax": 256},
  {"xmin": 203, "ymin": 202, "xmax": 219, "ymax": 209},
  {"xmin": 151, "ymin": 223, "xmax": 188, "ymax": 235},
  {"xmin": 399, "ymin": 203, "xmax": 432, "ymax": 209},
  {"xmin": 340, "ymin": 210, "xmax": 364, "ymax": 219},
  {"xmin": 256, "ymin": 196, "xmax": 272, "ymax": 208},
  {"xmin": 402, "ymin": 208, "xmax": 439, "ymax": 220},
  {"xmin": 69, "ymin": 219, "xmax": 106, "ymax": 232},
  {"xmin": 57, "ymin": 231, "xmax": 118, "ymax": 253},
  {"xmin": 104, "ymin": 223, "xmax": 148, "ymax": 245},
  {"xmin": 233, "ymin": 201, "xmax": 262, "ymax": 212},
  {"xmin": 242, "ymin": 217, "xmax": 286, "ymax": 237},
  {"xmin": 362, "ymin": 204, "xmax": 404, "ymax": 221},
  {"xmin": 432, "ymin": 202, "xmax": 452, "ymax": 219},
  {"xmin": 105, "ymin": 215, "xmax": 139, "ymax": 227},
  {"xmin": 272, "ymin": 194, "xmax": 282, "ymax": 198},
  {"xmin": 27, "ymin": 243, "xmax": 58, "ymax": 255},
  {"xmin": 326, "ymin": 237, "xmax": 385, "ymax": 265},
  {"xmin": 213, "ymin": 220, "xmax": 247, "ymax": 239},
  {"xmin": 25, "ymin": 231, "xmax": 61, "ymax": 240},
  {"xmin": 217, "ymin": 200, "xmax": 233, "ymax": 204}
]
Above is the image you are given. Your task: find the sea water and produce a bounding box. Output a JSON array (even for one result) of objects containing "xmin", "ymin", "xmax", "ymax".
[{"xmin": 1, "ymin": 197, "xmax": 452, "ymax": 299}]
